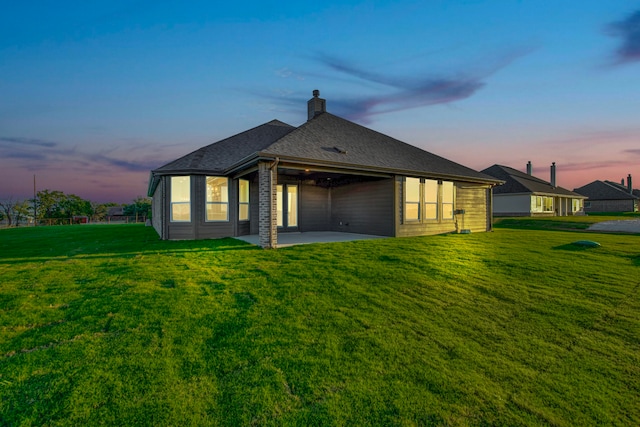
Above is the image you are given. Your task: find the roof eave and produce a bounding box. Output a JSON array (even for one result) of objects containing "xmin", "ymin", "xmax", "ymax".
[{"xmin": 245, "ymin": 153, "xmax": 503, "ymax": 185}]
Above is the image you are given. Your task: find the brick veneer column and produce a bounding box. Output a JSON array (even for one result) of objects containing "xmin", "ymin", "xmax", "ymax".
[{"xmin": 258, "ymin": 161, "xmax": 277, "ymax": 248}]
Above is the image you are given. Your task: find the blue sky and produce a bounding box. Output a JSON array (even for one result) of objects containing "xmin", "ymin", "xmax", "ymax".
[{"xmin": 1, "ymin": 1, "xmax": 639, "ymax": 203}]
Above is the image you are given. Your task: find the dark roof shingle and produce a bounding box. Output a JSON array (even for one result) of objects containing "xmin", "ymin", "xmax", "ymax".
[
  {"xmin": 153, "ymin": 120, "xmax": 296, "ymax": 174},
  {"xmin": 482, "ymin": 164, "xmax": 585, "ymax": 197},
  {"xmin": 573, "ymin": 180, "xmax": 639, "ymax": 200},
  {"xmin": 259, "ymin": 113, "xmax": 498, "ymax": 182},
  {"xmin": 151, "ymin": 113, "xmax": 500, "ymax": 186}
]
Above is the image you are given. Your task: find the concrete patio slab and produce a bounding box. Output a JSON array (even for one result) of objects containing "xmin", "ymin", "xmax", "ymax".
[
  {"xmin": 588, "ymin": 219, "xmax": 640, "ymax": 233},
  {"xmin": 234, "ymin": 231, "xmax": 387, "ymax": 248}
]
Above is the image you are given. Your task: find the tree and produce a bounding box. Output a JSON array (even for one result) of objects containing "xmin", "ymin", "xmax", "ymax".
[
  {"xmin": 123, "ymin": 197, "xmax": 152, "ymax": 221},
  {"xmin": 0, "ymin": 198, "xmax": 17, "ymax": 227},
  {"xmin": 36, "ymin": 190, "xmax": 94, "ymax": 223},
  {"xmin": 36, "ymin": 189, "xmax": 66, "ymax": 220},
  {"xmin": 13, "ymin": 200, "xmax": 31, "ymax": 226}
]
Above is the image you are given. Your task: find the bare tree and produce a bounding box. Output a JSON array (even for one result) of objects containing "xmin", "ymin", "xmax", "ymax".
[{"xmin": 0, "ymin": 198, "xmax": 17, "ymax": 227}]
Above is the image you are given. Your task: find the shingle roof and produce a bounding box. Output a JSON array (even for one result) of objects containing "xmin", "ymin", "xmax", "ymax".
[
  {"xmin": 152, "ymin": 112, "xmax": 500, "ymax": 185},
  {"xmin": 153, "ymin": 120, "xmax": 296, "ymax": 174},
  {"xmin": 481, "ymin": 164, "xmax": 585, "ymax": 197},
  {"xmin": 257, "ymin": 113, "xmax": 498, "ymax": 182},
  {"xmin": 573, "ymin": 180, "xmax": 639, "ymax": 200}
]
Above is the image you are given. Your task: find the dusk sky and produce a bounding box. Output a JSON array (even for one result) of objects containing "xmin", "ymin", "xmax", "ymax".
[{"xmin": 2, "ymin": 1, "xmax": 639, "ymax": 203}]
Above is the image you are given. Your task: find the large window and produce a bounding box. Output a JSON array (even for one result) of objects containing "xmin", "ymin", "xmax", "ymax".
[
  {"xmin": 171, "ymin": 176, "xmax": 191, "ymax": 222},
  {"xmin": 403, "ymin": 178, "xmax": 455, "ymax": 224},
  {"xmin": 239, "ymin": 179, "xmax": 249, "ymax": 221},
  {"xmin": 424, "ymin": 179, "xmax": 438, "ymax": 220},
  {"xmin": 532, "ymin": 196, "xmax": 554, "ymax": 213},
  {"xmin": 442, "ymin": 181, "xmax": 454, "ymax": 219},
  {"xmin": 206, "ymin": 176, "xmax": 229, "ymax": 221},
  {"xmin": 405, "ymin": 177, "xmax": 420, "ymax": 221}
]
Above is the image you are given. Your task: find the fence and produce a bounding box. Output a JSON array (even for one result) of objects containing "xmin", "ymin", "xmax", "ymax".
[{"xmin": 0, "ymin": 216, "xmax": 148, "ymax": 227}]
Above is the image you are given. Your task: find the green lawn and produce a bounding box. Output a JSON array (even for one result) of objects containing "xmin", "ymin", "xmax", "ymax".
[
  {"xmin": 494, "ymin": 213, "xmax": 640, "ymax": 232},
  {"xmin": 1, "ymin": 224, "xmax": 639, "ymax": 426}
]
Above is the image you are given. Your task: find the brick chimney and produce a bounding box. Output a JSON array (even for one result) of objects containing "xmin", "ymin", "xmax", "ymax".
[
  {"xmin": 628, "ymin": 174, "xmax": 633, "ymax": 194},
  {"xmin": 307, "ymin": 89, "xmax": 326, "ymax": 121},
  {"xmin": 526, "ymin": 161, "xmax": 532, "ymax": 175},
  {"xmin": 550, "ymin": 162, "xmax": 556, "ymax": 187}
]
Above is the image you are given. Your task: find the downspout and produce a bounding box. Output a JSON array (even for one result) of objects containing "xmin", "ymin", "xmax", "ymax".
[
  {"xmin": 488, "ymin": 185, "xmax": 494, "ymax": 232},
  {"xmin": 162, "ymin": 176, "xmax": 167, "ymax": 239}
]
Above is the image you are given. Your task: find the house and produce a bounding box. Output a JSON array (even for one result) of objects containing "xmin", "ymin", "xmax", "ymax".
[
  {"xmin": 574, "ymin": 175, "xmax": 639, "ymax": 212},
  {"xmin": 481, "ymin": 162, "xmax": 586, "ymax": 217},
  {"xmin": 147, "ymin": 90, "xmax": 502, "ymax": 247}
]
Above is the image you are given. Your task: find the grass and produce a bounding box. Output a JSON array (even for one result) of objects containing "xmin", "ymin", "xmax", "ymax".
[
  {"xmin": 1, "ymin": 224, "xmax": 639, "ymax": 426},
  {"xmin": 494, "ymin": 214, "xmax": 640, "ymax": 232}
]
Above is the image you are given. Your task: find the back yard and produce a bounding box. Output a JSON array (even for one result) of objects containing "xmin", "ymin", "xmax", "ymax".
[{"xmin": 1, "ymin": 222, "xmax": 638, "ymax": 426}]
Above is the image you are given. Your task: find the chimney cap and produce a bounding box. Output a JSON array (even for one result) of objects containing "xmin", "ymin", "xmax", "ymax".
[{"xmin": 313, "ymin": 89, "xmax": 320, "ymax": 98}]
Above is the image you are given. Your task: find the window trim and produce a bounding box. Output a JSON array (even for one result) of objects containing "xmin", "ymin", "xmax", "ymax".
[
  {"xmin": 441, "ymin": 180, "xmax": 454, "ymax": 220},
  {"xmin": 403, "ymin": 177, "xmax": 455, "ymax": 224},
  {"xmin": 238, "ymin": 179, "xmax": 250, "ymax": 222},
  {"xmin": 424, "ymin": 179, "xmax": 438, "ymax": 221},
  {"xmin": 205, "ymin": 176, "xmax": 229, "ymax": 222},
  {"xmin": 404, "ymin": 177, "xmax": 421, "ymax": 222},
  {"xmin": 276, "ymin": 184, "xmax": 298, "ymax": 228},
  {"xmin": 170, "ymin": 176, "xmax": 191, "ymax": 222}
]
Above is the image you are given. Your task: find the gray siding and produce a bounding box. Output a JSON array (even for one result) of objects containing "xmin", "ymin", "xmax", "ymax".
[
  {"xmin": 166, "ymin": 175, "xmax": 196, "ymax": 240},
  {"xmin": 299, "ymin": 184, "xmax": 330, "ymax": 231},
  {"xmin": 456, "ymin": 184, "xmax": 491, "ymax": 232},
  {"xmin": 585, "ymin": 199, "xmax": 637, "ymax": 213},
  {"xmin": 165, "ymin": 175, "xmax": 237, "ymax": 240},
  {"xmin": 151, "ymin": 177, "xmax": 164, "ymax": 238},
  {"xmin": 330, "ymin": 179, "xmax": 395, "ymax": 236}
]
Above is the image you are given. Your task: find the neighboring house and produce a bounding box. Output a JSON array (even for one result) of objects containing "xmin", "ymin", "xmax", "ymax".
[
  {"xmin": 148, "ymin": 90, "xmax": 502, "ymax": 247},
  {"xmin": 107, "ymin": 206, "xmax": 124, "ymax": 217},
  {"xmin": 574, "ymin": 176, "xmax": 638, "ymax": 213},
  {"xmin": 481, "ymin": 163, "xmax": 586, "ymax": 217}
]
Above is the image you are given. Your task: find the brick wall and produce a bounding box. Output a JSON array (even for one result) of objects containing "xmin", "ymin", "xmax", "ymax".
[{"xmin": 258, "ymin": 161, "xmax": 277, "ymax": 248}]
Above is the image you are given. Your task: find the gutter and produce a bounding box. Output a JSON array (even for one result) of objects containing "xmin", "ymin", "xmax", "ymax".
[{"xmin": 225, "ymin": 153, "xmax": 503, "ymax": 186}]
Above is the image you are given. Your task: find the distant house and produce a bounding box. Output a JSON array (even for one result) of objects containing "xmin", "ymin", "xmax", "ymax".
[
  {"xmin": 148, "ymin": 90, "xmax": 502, "ymax": 247},
  {"xmin": 574, "ymin": 176, "xmax": 638, "ymax": 213},
  {"xmin": 481, "ymin": 163, "xmax": 586, "ymax": 217},
  {"xmin": 107, "ymin": 206, "xmax": 124, "ymax": 217}
]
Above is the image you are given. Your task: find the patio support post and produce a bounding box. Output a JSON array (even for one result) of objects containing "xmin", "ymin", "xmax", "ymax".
[{"xmin": 258, "ymin": 161, "xmax": 277, "ymax": 248}]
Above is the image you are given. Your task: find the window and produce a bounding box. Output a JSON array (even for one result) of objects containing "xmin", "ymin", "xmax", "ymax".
[
  {"xmin": 442, "ymin": 181, "xmax": 454, "ymax": 219},
  {"xmin": 277, "ymin": 185, "xmax": 283, "ymax": 227},
  {"xmin": 532, "ymin": 196, "xmax": 553, "ymax": 213},
  {"xmin": 405, "ymin": 177, "xmax": 420, "ymax": 221},
  {"xmin": 287, "ymin": 186, "xmax": 298, "ymax": 227},
  {"xmin": 171, "ymin": 176, "xmax": 191, "ymax": 222},
  {"xmin": 239, "ymin": 179, "xmax": 249, "ymax": 221},
  {"xmin": 206, "ymin": 176, "xmax": 228, "ymax": 221},
  {"xmin": 533, "ymin": 196, "xmax": 542, "ymax": 212},
  {"xmin": 424, "ymin": 179, "xmax": 438, "ymax": 220},
  {"xmin": 572, "ymin": 199, "xmax": 581, "ymax": 212}
]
